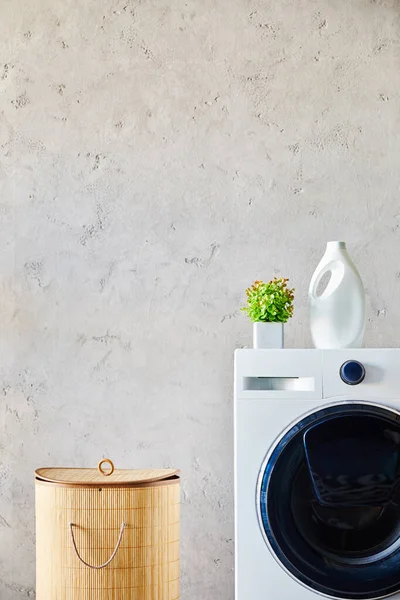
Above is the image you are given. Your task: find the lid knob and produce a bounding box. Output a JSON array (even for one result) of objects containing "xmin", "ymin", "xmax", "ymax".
[{"xmin": 98, "ymin": 458, "xmax": 115, "ymax": 476}]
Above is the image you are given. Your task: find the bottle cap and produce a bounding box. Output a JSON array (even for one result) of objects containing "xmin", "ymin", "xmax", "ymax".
[{"xmin": 327, "ymin": 241, "xmax": 346, "ymax": 250}]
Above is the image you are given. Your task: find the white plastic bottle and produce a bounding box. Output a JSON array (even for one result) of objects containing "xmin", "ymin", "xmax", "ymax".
[{"xmin": 308, "ymin": 241, "xmax": 365, "ymax": 349}]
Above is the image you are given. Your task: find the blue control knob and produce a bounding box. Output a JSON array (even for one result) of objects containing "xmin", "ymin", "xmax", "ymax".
[{"xmin": 340, "ymin": 360, "xmax": 366, "ymax": 385}]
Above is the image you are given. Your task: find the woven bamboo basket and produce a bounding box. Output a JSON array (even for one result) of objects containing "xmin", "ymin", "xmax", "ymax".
[{"xmin": 35, "ymin": 459, "xmax": 180, "ymax": 600}]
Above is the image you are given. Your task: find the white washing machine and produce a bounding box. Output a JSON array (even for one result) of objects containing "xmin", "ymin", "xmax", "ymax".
[{"xmin": 235, "ymin": 349, "xmax": 400, "ymax": 600}]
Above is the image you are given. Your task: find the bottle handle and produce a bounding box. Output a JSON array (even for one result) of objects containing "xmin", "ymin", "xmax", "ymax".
[{"xmin": 309, "ymin": 260, "xmax": 344, "ymax": 301}]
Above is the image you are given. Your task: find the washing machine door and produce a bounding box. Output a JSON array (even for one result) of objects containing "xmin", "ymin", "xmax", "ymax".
[{"xmin": 258, "ymin": 403, "xmax": 400, "ymax": 599}]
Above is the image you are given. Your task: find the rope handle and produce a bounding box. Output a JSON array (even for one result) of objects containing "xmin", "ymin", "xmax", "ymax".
[{"xmin": 69, "ymin": 522, "xmax": 126, "ymax": 569}]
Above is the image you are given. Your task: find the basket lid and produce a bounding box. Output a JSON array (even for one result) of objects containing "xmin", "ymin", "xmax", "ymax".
[{"xmin": 35, "ymin": 458, "xmax": 179, "ymax": 487}]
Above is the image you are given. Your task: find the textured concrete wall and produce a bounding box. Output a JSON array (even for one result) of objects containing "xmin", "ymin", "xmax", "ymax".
[{"xmin": 1, "ymin": 0, "xmax": 400, "ymax": 597}]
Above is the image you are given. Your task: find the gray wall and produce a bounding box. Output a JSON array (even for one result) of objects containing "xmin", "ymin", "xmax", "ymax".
[{"xmin": 1, "ymin": 0, "xmax": 400, "ymax": 597}]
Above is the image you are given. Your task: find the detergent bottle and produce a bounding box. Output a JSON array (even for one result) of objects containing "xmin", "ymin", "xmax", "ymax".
[{"xmin": 309, "ymin": 241, "xmax": 365, "ymax": 349}]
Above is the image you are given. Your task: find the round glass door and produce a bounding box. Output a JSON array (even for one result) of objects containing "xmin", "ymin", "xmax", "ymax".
[{"xmin": 258, "ymin": 403, "xmax": 400, "ymax": 599}]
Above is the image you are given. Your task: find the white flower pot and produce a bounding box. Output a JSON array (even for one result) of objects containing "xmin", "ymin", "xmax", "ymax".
[{"xmin": 253, "ymin": 322, "xmax": 284, "ymax": 349}]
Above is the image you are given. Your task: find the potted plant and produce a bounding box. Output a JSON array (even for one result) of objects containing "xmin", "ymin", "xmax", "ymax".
[{"xmin": 241, "ymin": 278, "xmax": 295, "ymax": 349}]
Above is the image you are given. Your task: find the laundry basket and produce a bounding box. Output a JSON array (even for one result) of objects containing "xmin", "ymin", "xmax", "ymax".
[{"xmin": 35, "ymin": 459, "xmax": 180, "ymax": 600}]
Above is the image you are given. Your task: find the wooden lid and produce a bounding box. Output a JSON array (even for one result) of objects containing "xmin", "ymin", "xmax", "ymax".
[{"xmin": 35, "ymin": 459, "xmax": 179, "ymax": 487}]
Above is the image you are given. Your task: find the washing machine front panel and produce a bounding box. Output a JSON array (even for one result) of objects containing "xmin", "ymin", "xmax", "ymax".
[
  {"xmin": 259, "ymin": 401, "xmax": 400, "ymax": 600},
  {"xmin": 235, "ymin": 395, "xmax": 335, "ymax": 600}
]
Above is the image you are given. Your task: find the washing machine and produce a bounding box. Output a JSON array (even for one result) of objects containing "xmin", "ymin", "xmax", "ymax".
[{"xmin": 234, "ymin": 349, "xmax": 400, "ymax": 600}]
